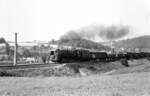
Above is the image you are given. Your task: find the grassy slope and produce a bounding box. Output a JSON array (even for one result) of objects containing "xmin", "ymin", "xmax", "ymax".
[
  {"xmin": 0, "ymin": 59, "xmax": 150, "ymax": 96},
  {"xmin": 108, "ymin": 59, "xmax": 150, "ymax": 75}
]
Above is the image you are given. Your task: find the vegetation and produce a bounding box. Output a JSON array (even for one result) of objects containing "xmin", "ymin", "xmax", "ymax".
[
  {"xmin": 114, "ymin": 35, "xmax": 150, "ymax": 49},
  {"xmin": 0, "ymin": 59, "xmax": 149, "ymax": 95},
  {"xmin": 0, "ymin": 71, "xmax": 149, "ymax": 96},
  {"xmin": 0, "ymin": 38, "xmax": 10, "ymax": 55}
]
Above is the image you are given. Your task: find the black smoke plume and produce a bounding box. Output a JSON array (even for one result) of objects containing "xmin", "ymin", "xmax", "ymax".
[
  {"xmin": 60, "ymin": 24, "xmax": 130, "ymax": 41},
  {"xmin": 99, "ymin": 25, "xmax": 130, "ymax": 40},
  {"xmin": 60, "ymin": 31, "xmax": 82, "ymax": 42}
]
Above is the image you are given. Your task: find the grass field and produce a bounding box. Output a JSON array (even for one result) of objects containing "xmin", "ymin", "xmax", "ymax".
[
  {"xmin": 0, "ymin": 72, "xmax": 149, "ymax": 96},
  {"xmin": 0, "ymin": 59, "xmax": 150, "ymax": 96}
]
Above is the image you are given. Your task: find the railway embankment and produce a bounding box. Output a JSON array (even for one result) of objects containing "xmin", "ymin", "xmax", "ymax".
[{"xmin": 0, "ymin": 59, "xmax": 149, "ymax": 77}]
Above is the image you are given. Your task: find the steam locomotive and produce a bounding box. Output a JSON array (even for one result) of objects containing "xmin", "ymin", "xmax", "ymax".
[{"xmin": 49, "ymin": 48, "xmax": 150, "ymax": 63}]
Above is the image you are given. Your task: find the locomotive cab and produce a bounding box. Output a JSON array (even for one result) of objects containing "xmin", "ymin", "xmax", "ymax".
[
  {"xmin": 49, "ymin": 50, "xmax": 55, "ymax": 62},
  {"xmin": 50, "ymin": 50, "xmax": 54, "ymax": 55}
]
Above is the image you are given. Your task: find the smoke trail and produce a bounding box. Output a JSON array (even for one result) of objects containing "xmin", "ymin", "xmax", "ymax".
[
  {"xmin": 99, "ymin": 25, "xmax": 130, "ymax": 40},
  {"xmin": 60, "ymin": 30, "xmax": 82, "ymax": 42},
  {"xmin": 60, "ymin": 24, "xmax": 130, "ymax": 41},
  {"xmin": 78, "ymin": 25, "xmax": 104, "ymax": 40}
]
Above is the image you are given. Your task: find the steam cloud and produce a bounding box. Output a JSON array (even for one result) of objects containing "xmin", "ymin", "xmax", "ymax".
[{"xmin": 60, "ymin": 24, "xmax": 130, "ymax": 41}]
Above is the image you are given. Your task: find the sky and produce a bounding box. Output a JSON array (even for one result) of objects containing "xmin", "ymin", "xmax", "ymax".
[{"xmin": 0, "ymin": 0, "xmax": 150, "ymax": 42}]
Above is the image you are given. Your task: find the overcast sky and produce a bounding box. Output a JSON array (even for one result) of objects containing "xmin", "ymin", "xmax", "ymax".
[{"xmin": 0, "ymin": 0, "xmax": 150, "ymax": 42}]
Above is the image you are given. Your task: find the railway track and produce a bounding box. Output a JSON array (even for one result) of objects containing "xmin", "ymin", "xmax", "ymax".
[
  {"xmin": 0, "ymin": 63, "xmax": 60, "ymax": 70},
  {"xmin": 0, "ymin": 61, "xmax": 110, "ymax": 70}
]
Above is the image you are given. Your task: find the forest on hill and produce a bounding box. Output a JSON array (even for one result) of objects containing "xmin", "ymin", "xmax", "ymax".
[{"xmin": 114, "ymin": 35, "xmax": 150, "ymax": 49}]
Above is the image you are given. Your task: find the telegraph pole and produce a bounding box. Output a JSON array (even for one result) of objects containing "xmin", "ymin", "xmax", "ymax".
[{"xmin": 14, "ymin": 32, "xmax": 17, "ymax": 65}]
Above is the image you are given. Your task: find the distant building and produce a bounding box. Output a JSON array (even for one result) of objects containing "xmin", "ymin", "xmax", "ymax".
[
  {"xmin": 59, "ymin": 45, "xmax": 73, "ymax": 49},
  {"xmin": 140, "ymin": 48, "xmax": 150, "ymax": 52},
  {"xmin": 50, "ymin": 44, "xmax": 58, "ymax": 49},
  {"xmin": 8, "ymin": 42, "xmax": 49, "ymax": 49}
]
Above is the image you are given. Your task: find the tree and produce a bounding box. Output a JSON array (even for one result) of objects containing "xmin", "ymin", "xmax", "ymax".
[
  {"xmin": 0, "ymin": 38, "xmax": 10, "ymax": 55},
  {"xmin": 22, "ymin": 49, "xmax": 31, "ymax": 57},
  {"xmin": 49, "ymin": 39, "xmax": 55, "ymax": 44}
]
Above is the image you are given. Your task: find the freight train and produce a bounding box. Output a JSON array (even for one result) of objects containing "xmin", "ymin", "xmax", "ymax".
[{"xmin": 49, "ymin": 48, "xmax": 150, "ymax": 63}]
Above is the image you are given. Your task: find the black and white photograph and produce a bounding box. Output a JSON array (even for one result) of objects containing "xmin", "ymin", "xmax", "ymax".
[{"xmin": 0, "ymin": 0, "xmax": 150, "ymax": 96}]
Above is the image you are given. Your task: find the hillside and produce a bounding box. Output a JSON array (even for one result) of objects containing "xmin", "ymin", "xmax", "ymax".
[
  {"xmin": 57, "ymin": 39, "xmax": 111, "ymax": 51},
  {"xmin": 114, "ymin": 35, "xmax": 150, "ymax": 49}
]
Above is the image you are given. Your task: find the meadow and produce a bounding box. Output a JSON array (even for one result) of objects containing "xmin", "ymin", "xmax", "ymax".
[
  {"xmin": 0, "ymin": 59, "xmax": 149, "ymax": 96},
  {"xmin": 0, "ymin": 72, "xmax": 150, "ymax": 96}
]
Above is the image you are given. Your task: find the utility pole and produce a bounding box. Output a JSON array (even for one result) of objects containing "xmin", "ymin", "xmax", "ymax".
[
  {"xmin": 14, "ymin": 32, "xmax": 17, "ymax": 65},
  {"xmin": 110, "ymin": 40, "xmax": 115, "ymax": 54}
]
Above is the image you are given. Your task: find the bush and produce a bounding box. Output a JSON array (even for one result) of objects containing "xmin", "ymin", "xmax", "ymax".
[
  {"xmin": 120, "ymin": 59, "xmax": 129, "ymax": 67},
  {"xmin": 0, "ymin": 70, "xmax": 20, "ymax": 77}
]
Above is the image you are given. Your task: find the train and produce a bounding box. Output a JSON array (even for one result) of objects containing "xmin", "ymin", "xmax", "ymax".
[{"xmin": 49, "ymin": 48, "xmax": 150, "ymax": 63}]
